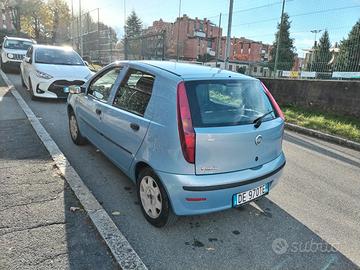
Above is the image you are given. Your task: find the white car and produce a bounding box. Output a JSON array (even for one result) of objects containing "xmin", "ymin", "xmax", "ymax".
[
  {"xmin": 1, "ymin": 36, "xmax": 36, "ymax": 72},
  {"xmin": 20, "ymin": 45, "xmax": 93, "ymax": 99}
]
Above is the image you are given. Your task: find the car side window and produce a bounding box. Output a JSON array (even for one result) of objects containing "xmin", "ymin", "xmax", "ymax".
[
  {"xmin": 113, "ymin": 68, "xmax": 155, "ymax": 116},
  {"xmin": 88, "ymin": 67, "xmax": 122, "ymax": 102}
]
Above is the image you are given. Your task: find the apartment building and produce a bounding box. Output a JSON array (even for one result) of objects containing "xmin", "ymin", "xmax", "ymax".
[{"xmin": 144, "ymin": 15, "xmax": 222, "ymax": 60}]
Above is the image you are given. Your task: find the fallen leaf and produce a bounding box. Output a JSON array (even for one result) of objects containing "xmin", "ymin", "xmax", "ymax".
[{"xmin": 112, "ymin": 211, "xmax": 121, "ymax": 216}]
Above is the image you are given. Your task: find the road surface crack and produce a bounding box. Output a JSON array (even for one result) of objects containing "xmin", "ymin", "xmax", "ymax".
[{"xmin": 0, "ymin": 221, "xmax": 66, "ymax": 237}]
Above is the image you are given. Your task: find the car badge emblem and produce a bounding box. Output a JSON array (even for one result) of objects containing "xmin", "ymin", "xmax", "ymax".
[{"xmin": 255, "ymin": 135, "xmax": 262, "ymax": 145}]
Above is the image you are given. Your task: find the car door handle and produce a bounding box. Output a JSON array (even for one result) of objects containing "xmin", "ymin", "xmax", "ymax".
[
  {"xmin": 95, "ymin": 109, "xmax": 102, "ymax": 115},
  {"xmin": 130, "ymin": 123, "xmax": 140, "ymax": 131}
]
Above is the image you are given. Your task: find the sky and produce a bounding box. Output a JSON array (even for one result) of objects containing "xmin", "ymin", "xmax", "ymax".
[{"xmin": 67, "ymin": 0, "xmax": 360, "ymax": 57}]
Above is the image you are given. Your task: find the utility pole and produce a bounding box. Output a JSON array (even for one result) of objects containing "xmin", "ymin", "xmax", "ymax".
[
  {"xmin": 215, "ymin": 13, "xmax": 222, "ymax": 67},
  {"xmin": 309, "ymin": 29, "xmax": 322, "ymax": 72},
  {"xmin": 79, "ymin": 0, "xmax": 83, "ymax": 57},
  {"xmin": 273, "ymin": 0, "xmax": 286, "ymax": 78},
  {"xmin": 71, "ymin": 0, "xmax": 74, "ymax": 48},
  {"xmin": 224, "ymin": 0, "xmax": 234, "ymax": 70},
  {"xmin": 176, "ymin": 0, "xmax": 182, "ymax": 62},
  {"xmin": 124, "ymin": 0, "xmax": 128, "ymax": 60}
]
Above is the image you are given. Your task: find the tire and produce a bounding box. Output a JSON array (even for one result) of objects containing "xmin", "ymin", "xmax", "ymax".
[
  {"xmin": 68, "ymin": 110, "xmax": 87, "ymax": 145},
  {"xmin": 137, "ymin": 167, "xmax": 177, "ymax": 227},
  {"xmin": 21, "ymin": 72, "xmax": 26, "ymax": 87},
  {"xmin": 28, "ymin": 78, "xmax": 37, "ymax": 100},
  {"xmin": 1, "ymin": 60, "xmax": 8, "ymax": 73}
]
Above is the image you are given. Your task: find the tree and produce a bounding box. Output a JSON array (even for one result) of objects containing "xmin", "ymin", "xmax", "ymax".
[
  {"xmin": 335, "ymin": 19, "xmax": 360, "ymax": 71},
  {"xmin": 20, "ymin": 0, "xmax": 53, "ymax": 42},
  {"xmin": 48, "ymin": 0, "xmax": 70, "ymax": 44},
  {"xmin": 124, "ymin": 11, "xmax": 142, "ymax": 38},
  {"xmin": 1, "ymin": 0, "xmax": 23, "ymax": 32},
  {"xmin": 269, "ymin": 13, "xmax": 296, "ymax": 71},
  {"xmin": 311, "ymin": 30, "xmax": 332, "ymax": 72},
  {"xmin": 124, "ymin": 11, "xmax": 142, "ymax": 59}
]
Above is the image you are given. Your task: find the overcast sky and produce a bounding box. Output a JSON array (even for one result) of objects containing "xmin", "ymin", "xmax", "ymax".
[{"xmin": 67, "ymin": 0, "xmax": 360, "ymax": 57}]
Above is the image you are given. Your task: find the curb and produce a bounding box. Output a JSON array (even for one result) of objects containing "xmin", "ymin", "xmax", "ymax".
[
  {"xmin": 0, "ymin": 70, "xmax": 148, "ymax": 270},
  {"xmin": 285, "ymin": 122, "xmax": 360, "ymax": 151}
]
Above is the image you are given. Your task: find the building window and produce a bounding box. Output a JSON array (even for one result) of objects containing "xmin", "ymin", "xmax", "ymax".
[
  {"xmin": 229, "ymin": 64, "xmax": 233, "ymax": 71},
  {"xmin": 253, "ymin": 66, "xmax": 257, "ymax": 73},
  {"xmin": 260, "ymin": 67, "xmax": 263, "ymax": 73}
]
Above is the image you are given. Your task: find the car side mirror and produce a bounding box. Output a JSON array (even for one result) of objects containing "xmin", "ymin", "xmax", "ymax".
[
  {"xmin": 68, "ymin": 85, "xmax": 83, "ymax": 94},
  {"xmin": 24, "ymin": 57, "xmax": 32, "ymax": 64}
]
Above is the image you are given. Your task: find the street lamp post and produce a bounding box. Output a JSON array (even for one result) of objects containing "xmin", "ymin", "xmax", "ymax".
[
  {"xmin": 309, "ymin": 29, "xmax": 322, "ymax": 72},
  {"xmin": 224, "ymin": 0, "xmax": 234, "ymax": 70},
  {"xmin": 176, "ymin": 0, "xmax": 182, "ymax": 62}
]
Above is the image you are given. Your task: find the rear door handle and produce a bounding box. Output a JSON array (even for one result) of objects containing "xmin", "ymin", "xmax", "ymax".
[
  {"xmin": 95, "ymin": 108, "xmax": 102, "ymax": 115},
  {"xmin": 130, "ymin": 123, "xmax": 140, "ymax": 131}
]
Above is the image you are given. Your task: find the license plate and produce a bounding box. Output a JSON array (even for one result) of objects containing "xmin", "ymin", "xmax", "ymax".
[{"xmin": 233, "ymin": 183, "xmax": 269, "ymax": 207}]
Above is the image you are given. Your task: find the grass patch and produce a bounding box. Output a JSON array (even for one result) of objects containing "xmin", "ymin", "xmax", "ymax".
[{"xmin": 282, "ymin": 105, "xmax": 360, "ymax": 143}]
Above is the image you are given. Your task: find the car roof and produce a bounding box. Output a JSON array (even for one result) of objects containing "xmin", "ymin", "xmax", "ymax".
[
  {"xmin": 4, "ymin": 36, "xmax": 34, "ymax": 42},
  {"xmin": 134, "ymin": 60, "xmax": 256, "ymax": 80},
  {"xmin": 32, "ymin": 44, "xmax": 75, "ymax": 51}
]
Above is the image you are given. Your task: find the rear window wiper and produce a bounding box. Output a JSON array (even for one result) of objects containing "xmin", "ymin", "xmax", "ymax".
[{"xmin": 253, "ymin": 110, "xmax": 274, "ymax": 128}]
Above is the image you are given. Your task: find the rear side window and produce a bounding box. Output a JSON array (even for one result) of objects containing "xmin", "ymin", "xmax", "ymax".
[
  {"xmin": 185, "ymin": 79, "xmax": 276, "ymax": 127},
  {"xmin": 113, "ymin": 68, "xmax": 154, "ymax": 116}
]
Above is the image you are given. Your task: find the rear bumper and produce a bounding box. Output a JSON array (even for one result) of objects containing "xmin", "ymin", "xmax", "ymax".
[{"xmin": 156, "ymin": 152, "xmax": 285, "ymax": 216}]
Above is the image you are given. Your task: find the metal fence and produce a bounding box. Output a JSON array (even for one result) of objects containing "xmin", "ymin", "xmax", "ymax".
[{"xmin": 69, "ymin": 0, "xmax": 360, "ymax": 79}]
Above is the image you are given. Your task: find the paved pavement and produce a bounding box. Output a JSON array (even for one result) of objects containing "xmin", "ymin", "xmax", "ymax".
[
  {"xmin": 3, "ymin": 72, "xmax": 360, "ymax": 270},
  {"xmin": 0, "ymin": 83, "xmax": 118, "ymax": 269}
]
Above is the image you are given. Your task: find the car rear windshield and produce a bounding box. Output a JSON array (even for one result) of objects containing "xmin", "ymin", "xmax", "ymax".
[
  {"xmin": 35, "ymin": 48, "xmax": 84, "ymax": 66},
  {"xmin": 185, "ymin": 79, "xmax": 276, "ymax": 127},
  {"xmin": 4, "ymin": 39, "xmax": 32, "ymax": 50}
]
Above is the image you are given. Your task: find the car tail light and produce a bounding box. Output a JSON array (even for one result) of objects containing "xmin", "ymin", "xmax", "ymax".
[
  {"xmin": 261, "ymin": 82, "xmax": 285, "ymax": 120},
  {"xmin": 177, "ymin": 81, "xmax": 195, "ymax": 164}
]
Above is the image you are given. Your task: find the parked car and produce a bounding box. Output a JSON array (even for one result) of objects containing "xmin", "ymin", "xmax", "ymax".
[
  {"xmin": 20, "ymin": 44, "xmax": 93, "ymax": 100},
  {"xmin": 67, "ymin": 61, "xmax": 286, "ymax": 227},
  {"xmin": 1, "ymin": 36, "xmax": 36, "ymax": 72}
]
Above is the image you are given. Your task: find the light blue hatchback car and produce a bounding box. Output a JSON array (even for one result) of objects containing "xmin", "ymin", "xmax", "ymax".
[{"xmin": 67, "ymin": 61, "xmax": 286, "ymax": 227}]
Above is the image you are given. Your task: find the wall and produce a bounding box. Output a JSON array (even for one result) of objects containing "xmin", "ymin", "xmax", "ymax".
[{"xmin": 260, "ymin": 78, "xmax": 360, "ymax": 118}]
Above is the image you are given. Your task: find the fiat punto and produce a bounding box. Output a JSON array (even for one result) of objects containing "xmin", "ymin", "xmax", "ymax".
[{"xmin": 67, "ymin": 61, "xmax": 286, "ymax": 227}]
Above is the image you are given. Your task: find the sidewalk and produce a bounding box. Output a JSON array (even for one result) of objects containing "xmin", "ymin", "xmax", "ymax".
[{"xmin": 0, "ymin": 82, "xmax": 118, "ymax": 269}]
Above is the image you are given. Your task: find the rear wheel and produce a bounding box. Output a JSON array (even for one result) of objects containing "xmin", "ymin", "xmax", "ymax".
[
  {"xmin": 68, "ymin": 110, "xmax": 87, "ymax": 145},
  {"xmin": 137, "ymin": 167, "xmax": 177, "ymax": 227}
]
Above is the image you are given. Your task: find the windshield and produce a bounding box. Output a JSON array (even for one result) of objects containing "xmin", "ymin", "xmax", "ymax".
[
  {"xmin": 35, "ymin": 48, "xmax": 84, "ymax": 66},
  {"xmin": 4, "ymin": 39, "xmax": 33, "ymax": 50},
  {"xmin": 185, "ymin": 79, "xmax": 276, "ymax": 127}
]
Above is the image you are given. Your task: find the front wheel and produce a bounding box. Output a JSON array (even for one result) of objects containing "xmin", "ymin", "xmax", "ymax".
[
  {"xmin": 68, "ymin": 111, "xmax": 87, "ymax": 145},
  {"xmin": 21, "ymin": 72, "xmax": 26, "ymax": 87},
  {"xmin": 1, "ymin": 60, "xmax": 8, "ymax": 73},
  {"xmin": 137, "ymin": 168, "xmax": 177, "ymax": 227}
]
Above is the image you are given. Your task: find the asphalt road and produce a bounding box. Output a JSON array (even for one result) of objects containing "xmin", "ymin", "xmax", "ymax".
[{"xmin": 6, "ymin": 73, "xmax": 360, "ymax": 270}]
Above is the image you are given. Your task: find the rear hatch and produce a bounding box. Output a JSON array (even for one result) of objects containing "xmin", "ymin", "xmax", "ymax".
[{"xmin": 184, "ymin": 79, "xmax": 284, "ymax": 175}]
